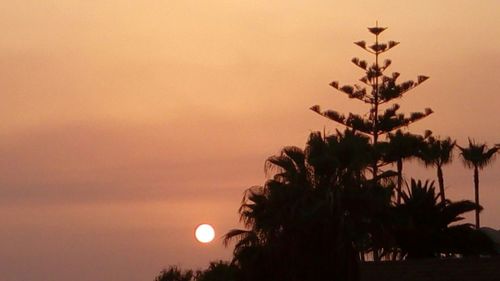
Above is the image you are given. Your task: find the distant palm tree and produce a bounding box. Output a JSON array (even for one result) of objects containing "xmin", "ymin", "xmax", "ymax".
[
  {"xmin": 458, "ymin": 139, "xmax": 499, "ymax": 229},
  {"xmin": 418, "ymin": 136, "xmax": 455, "ymax": 203},
  {"xmin": 383, "ymin": 130, "xmax": 427, "ymax": 204}
]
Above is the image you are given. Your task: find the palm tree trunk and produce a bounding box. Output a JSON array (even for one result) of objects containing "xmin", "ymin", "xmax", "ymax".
[
  {"xmin": 474, "ymin": 165, "xmax": 480, "ymax": 229},
  {"xmin": 437, "ymin": 165, "xmax": 445, "ymax": 203},
  {"xmin": 397, "ymin": 159, "xmax": 403, "ymax": 204}
]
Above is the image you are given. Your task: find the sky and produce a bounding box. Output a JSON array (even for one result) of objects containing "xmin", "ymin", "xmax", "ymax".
[{"xmin": 1, "ymin": 1, "xmax": 500, "ymax": 280}]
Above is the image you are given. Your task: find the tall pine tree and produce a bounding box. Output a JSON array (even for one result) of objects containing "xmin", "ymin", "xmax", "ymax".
[{"xmin": 311, "ymin": 23, "xmax": 432, "ymax": 181}]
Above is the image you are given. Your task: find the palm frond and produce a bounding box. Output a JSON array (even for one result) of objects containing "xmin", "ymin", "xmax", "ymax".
[
  {"xmin": 441, "ymin": 200, "xmax": 480, "ymax": 226},
  {"xmin": 458, "ymin": 139, "xmax": 499, "ymax": 169},
  {"xmin": 223, "ymin": 229, "xmax": 257, "ymax": 247}
]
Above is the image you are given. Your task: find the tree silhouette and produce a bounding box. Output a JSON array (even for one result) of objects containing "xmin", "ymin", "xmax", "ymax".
[
  {"xmin": 310, "ymin": 23, "xmax": 433, "ymax": 261},
  {"xmin": 217, "ymin": 24, "xmax": 498, "ymax": 281},
  {"xmin": 382, "ymin": 129, "xmax": 429, "ymax": 203},
  {"xmin": 391, "ymin": 179, "xmax": 494, "ymax": 259},
  {"xmin": 311, "ymin": 23, "xmax": 431, "ymax": 181},
  {"xmin": 197, "ymin": 260, "xmax": 238, "ymax": 281},
  {"xmin": 457, "ymin": 139, "xmax": 499, "ymax": 229},
  {"xmin": 154, "ymin": 266, "xmax": 195, "ymax": 281},
  {"xmin": 154, "ymin": 262, "xmax": 238, "ymax": 281},
  {"xmin": 418, "ymin": 136, "xmax": 456, "ymax": 203},
  {"xmin": 224, "ymin": 130, "xmax": 384, "ymax": 281}
]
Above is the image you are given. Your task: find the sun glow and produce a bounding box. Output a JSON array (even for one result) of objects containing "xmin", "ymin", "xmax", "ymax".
[{"xmin": 195, "ymin": 224, "xmax": 215, "ymax": 243}]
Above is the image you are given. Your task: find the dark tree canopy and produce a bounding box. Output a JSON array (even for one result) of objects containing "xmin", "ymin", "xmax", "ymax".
[{"xmin": 154, "ymin": 266, "xmax": 195, "ymax": 281}]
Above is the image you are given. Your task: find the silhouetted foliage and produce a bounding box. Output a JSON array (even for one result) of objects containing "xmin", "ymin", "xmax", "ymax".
[
  {"xmin": 197, "ymin": 260, "xmax": 238, "ymax": 281},
  {"xmin": 154, "ymin": 266, "xmax": 195, "ymax": 281},
  {"xmin": 458, "ymin": 139, "xmax": 499, "ymax": 228},
  {"xmin": 418, "ymin": 136, "xmax": 456, "ymax": 203},
  {"xmin": 310, "ymin": 24, "xmax": 435, "ymax": 261},
  {"xmin": 154, "ymin": 262, "xmax": 238, "ymax": 281},
  {"xmin": 391, "ymin": 179, "xmax": 495, "ymax": 259},
  {"xmin": 224, "ymin": 130, "xmax": 393, "ymax": 281},
  {"xmin": 217, "ymin": 24, "xmax": 499, "ymax": 281},
  {"xmin": 381, "ymin": 129, "xmax": 429, "ymax": 203},
  {"xmin": 311, "ymin": 23, "xmax": 431, "ymax": 186}
]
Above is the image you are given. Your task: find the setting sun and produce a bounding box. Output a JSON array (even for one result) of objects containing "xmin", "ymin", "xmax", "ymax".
[{"xmin": 195, "ymin": 224, "xmax": 215, "ymax": 243}]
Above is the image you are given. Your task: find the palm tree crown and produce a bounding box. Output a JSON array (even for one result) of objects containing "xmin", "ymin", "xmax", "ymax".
[
  {"xmin": 419, "ymin": 136, "xmax": 455, "ymax": 167},
  {"xmin": 418, "ymin": 136, "xmax": 455, "ymax": 203},
  {"xmin": 382, "ymin": 129, "xmax": 427, "ymax": 203},
  {"xmin": 458, "ymin": 139, "xmax": 498, "ymax": 169}
]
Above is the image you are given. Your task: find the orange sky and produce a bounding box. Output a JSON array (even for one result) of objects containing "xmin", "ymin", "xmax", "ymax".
[{"xmin": 1, "ymin": 1, "xmax": 500, "ymax": 280}]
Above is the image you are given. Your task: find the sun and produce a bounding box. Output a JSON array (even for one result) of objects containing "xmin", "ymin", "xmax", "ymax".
[{"xmin": 195, "ymin": 224, "xmax": 215, "ymax": 243}]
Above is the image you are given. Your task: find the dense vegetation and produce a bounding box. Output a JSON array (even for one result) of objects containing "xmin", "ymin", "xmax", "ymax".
[
  {"xmin": 154, "ymin": 261, "xmax": 237, "ymax": 281},
  {"xmin": 154, "ymin": 25, "xmax": 498, "ymax": 281}
]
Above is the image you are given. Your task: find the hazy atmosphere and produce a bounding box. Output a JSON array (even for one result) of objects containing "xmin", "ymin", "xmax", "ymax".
[{"xmin": 1, "ymin": 1, "xmax": 499, "ymax": 280}]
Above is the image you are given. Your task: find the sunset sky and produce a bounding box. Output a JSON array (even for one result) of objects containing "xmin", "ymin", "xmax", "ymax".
[{"xmin": 1, "ymin": 1, "xmax": 500, "ymax": 280}]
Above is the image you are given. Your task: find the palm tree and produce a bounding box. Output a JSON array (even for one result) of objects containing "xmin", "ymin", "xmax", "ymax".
[
  {"xmin": 382, "ymin": 130, "xmax": 427, "ymax": 204},
  {"xmin": 224, "ymin": 130, "xmax": 388, "ymax": 280},
  {"xmin": 457, "ymin": 139, "xmax": 499, "ymax": 229},
  {"xmin": 392, "ymin": 179, "xmax": 494, "ymax": 259},
  {"xmin": 418, "ymin": 136, "xmax": 455, "ymax": 203},
  {"xmin": 224, "ymin": 144, "xmax": 330, "ymax": 281}
]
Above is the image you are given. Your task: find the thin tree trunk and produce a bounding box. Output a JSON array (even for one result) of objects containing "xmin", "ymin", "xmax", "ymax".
[
  {"xmin": 391, "ymin": 155, "xmax": 403, "ymax": 262},
  {"xmin": 391, "ymin": 159, "xmax": 404, "ymax": 261},
  {"xmin": 474, "ymin": 165, "xmax": 480, "ymax": 229},
  {"xmin": 397, "ymin": 159, "xmax": 403, "ymax": 204},
  {"xmin": 437, "ymin": 165, "xmax": 445, "ymax": 203}
]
